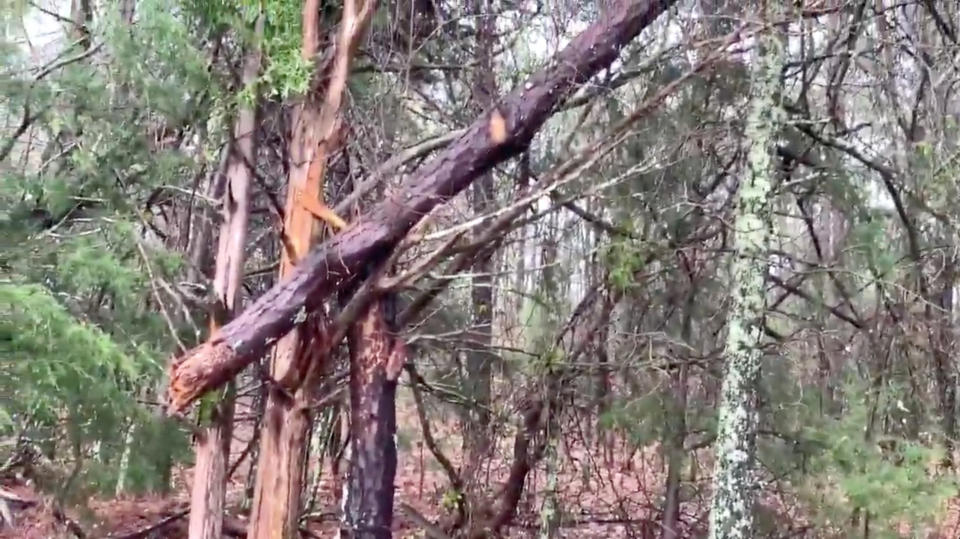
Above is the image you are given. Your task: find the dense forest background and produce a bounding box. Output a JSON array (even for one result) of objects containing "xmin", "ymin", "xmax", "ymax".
[{"xmin": 3, "ymin": 0, "xmax": 960, "ymax": 537}]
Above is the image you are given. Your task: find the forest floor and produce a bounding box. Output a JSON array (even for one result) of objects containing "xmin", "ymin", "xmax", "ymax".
[{"xmin": 3, "ymin": 387, "xmax": 960, "ymax": 538}]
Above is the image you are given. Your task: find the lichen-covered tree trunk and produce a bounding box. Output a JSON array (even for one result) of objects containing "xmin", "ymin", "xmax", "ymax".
[
  {"xmin": 188, "ymin": 13, "xmax": 263, "ymax": 539},
  {"xmin": 340, "ymin": 296, "xmax": 404, "ymax": 538},
  {"xmin": 707, "ymin": 13, "xmax": 783, "ymax": 539}
]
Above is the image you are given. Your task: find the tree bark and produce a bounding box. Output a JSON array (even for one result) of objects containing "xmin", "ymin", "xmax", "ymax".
[
  {"xmin": 340, "ymin": 297, "xmax": 404, "ymax": 538},
  {"xmin": 245, "ymin": 340, "xmax": 319, "ymax": 539},
  {"xmin": 661, "ymin": 286, "xmax": 693, "ymax": 539},
  {"xmin": 247, "ymin": 2, "xmax": 375, "ymax": 537},
  {"xmin": 932, "ymin": 252, "xmax": 957, "ymax": 462},
  {"xmin": 69, "ymin": 0, "xmax": 93, "ymax": 50},
  {"xmin": 168, "ymin": 0, "xmax": 677, "ymax": 413},
  {"xmin": 188, "ymin": 13, "xmax": 264, "ymax": 539},
  {"xmin": 707, "ymin": 8, "xmax": 782, "ymax": 538},
  {"xmin": 462, "ymin": 0, "xmax": 499, "ymax": 512},
  {"xmin": 486, "ymin": 399, "xmax": 545, "ymax": 536}
]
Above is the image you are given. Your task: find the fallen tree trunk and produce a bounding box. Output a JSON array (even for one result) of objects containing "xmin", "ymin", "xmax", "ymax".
[{"xmin": 167, "ymin": 0, "xmax": 676, "ymax": 413}]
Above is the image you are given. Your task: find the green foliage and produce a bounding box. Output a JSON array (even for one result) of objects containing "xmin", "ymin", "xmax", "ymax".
[
  {"xmin": 0, "ymin": 283, "xmax": 139, "ymax": 427},
  {"xmin": 0, "ymin": 0, "xmax": 228, "ymax": 501},
  {"xmin": 848, "ymin": 212, "xmax": 900, "ymax": 282},
  {"xmin": 0, "ymin": 282, "xmax": 185, "ymax": 498},
  {"xmin": 440, "ymin": 488, "xmax": 463, "ymax": 511},
  {"xmin": 600, "ymin": 237, "xmax": 646, "ymax": 292},
  {"xmin": 106, "ymin": 0, "xmax": 215, "ymax": 122},
  {"xmin": 259, "ymin": 0, "xmax": 312, "ymax": 98},
  {"xmin": 771, "ymin": 379, "xmax": 957, "ymax": 537}
]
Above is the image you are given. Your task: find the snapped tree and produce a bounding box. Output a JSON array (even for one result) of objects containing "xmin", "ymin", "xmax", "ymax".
[{"xmin": 166, "ymin": 0, "xmax": 678, "ymax": 413}]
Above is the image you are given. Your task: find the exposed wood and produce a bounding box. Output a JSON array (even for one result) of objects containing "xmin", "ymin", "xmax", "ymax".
[
  {"xmin": 167, "ymin": 0, "xmax": 677, "ymax": 413},
  {"xmin": 246, "ymin": 1, "xmax": 376, "ymax": 537},
  {"xmin": 188, "ymin": 12, "xmax": 263, "ymax": 539},
  {"xmin": 245, "ymin": 346, "xmax": 320, "ymax": 538}
]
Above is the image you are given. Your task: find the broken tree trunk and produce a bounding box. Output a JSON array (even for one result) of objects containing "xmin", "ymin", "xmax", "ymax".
[
  {"xmin": 188, "ymin": 13, "xmax": 263, "ymax": 539},
  {"xmin": 246, "ymin": 2, "xmax": 375, "ymax": 537},
  {"xmin": 168, "ymin": 0, "xmax": 676, "ymax": 413},
  {"xmin": 340, "ymin": 296, "xmax": 405, "ymax": 538}
]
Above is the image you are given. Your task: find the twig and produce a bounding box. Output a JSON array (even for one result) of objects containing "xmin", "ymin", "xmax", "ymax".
[
  {"xmin": 52, "ymin": 506, "xmax": 86, "ymax": 538},
  {"xmin": 333, "ymin": 129, "xmax": 465, "ymax": 215},
  {"xmin": 406, "ymin": 364, "xmax": 463, "ymax": 492},
  {"xmin": 110, "ymin": 509, "xmax": 189, "ymax": 539},
  {"xmin": 135, "ymin": 239, "xmax": 188, "ymax": 354},
  {"xmin": 0, "ymin": 103, "xmax": 34, "ymax": 163},
  {"xmin": 156, "ymin": 276, "xmax": 202, "ymax": 343},
  {"xmin": 398, "ymin": 503, "xmax": 452, "ymax": 539},
  {"xmin": 34, "ymin": 42, "xmax": 104, "ymax": 81}
]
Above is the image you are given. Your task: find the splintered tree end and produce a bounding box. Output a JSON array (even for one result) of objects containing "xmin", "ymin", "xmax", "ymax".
[{"xmin": 166, "ymin": 339, "xmax": 239, "ymax": 414}]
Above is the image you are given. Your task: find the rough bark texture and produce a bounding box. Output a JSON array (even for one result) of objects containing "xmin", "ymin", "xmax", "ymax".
[
  {"xmin": 167, "ymin": 0, "xmax": 676, "ymax": 413},
  {"xmin": 340, "ymin": 297, "xmax": 404, "ymax": 539},
  {"xmin": 247, "ymin": 2, "xmax": 374, "ymax": 536},
  {"xmin": 188, "ymin": 16, "xmax": 262, "ymax": 539},
  {"xmin": 188, "ymin": 393, "xmax": 234, "ymax": 539},
  {"xmin": 707, "ymin": 17, "xmax": 782, "ymax": 539},
  {"xmin": 245, "ymin": 334, "xmax": 320, "ymax": 539}
]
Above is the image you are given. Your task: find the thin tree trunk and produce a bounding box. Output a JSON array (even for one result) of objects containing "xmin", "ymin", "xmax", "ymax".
[
  {"xmin": 340, "ymin": 297, "xmax": 404, "ymax": 539},
  {"xmin": 247, "ymin": 2, "xmax": 375, "ymax": 536},
  {"xmin": 186, "ymin": 146, "xmax": 231, "ymax": 286},
  {"xmin": 115, "ymin": 422, "xmax": 135, "ymax": 497},
  {"xmin": 933, "ymin": 252, "xmax": 957, "ymax": 463},
  {"xmin": 188, "ymin": 13, "xmax": 264, "ymax": 539},
  {"xmin": 487, "ymin": 399, "xmax": 546, "ymax": 536},
  {"xmin": 463, "ymin": 0, "xmax": 499, "ymax": 518},
  {"xmin": 537, "ymin": 436, "xmax": 560, "ymax": 539},
  {"xmin": 707, "ymin": 7, "xmax": 782, "ymax": 538},
  {"xmin": 69, "ymin": 0, "xmax": 93, "ymax": 50},
  {"xmin": 661, "ymin": 286, "xmax": 693, "ymax": 539}
]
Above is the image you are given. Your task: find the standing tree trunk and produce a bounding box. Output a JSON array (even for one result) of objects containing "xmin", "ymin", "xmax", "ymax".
[
  {"xmin": 188, "ymin": 13, "xmax": 264, "ymax": 539},
  {"xmin": 247, "ymin": 2, "xmax": 375, "ymax": 537},
  {"xmin": 932, "ymin": 252, "xmax": 957, "ymax": 462},
  {"xmin": 462, "ymin": 0, "xmax": 499, "ymax": 514},
  {"xmin": 707, "ymin": 9, "xmax": 782, "ymax": 539},
  {"xmin": 661, "ymin": 284, "xmax": 694, "ymax": 539},
  {"xmin": 340, "ymin": 296, "xmax": 404, "ymax": 538}
]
